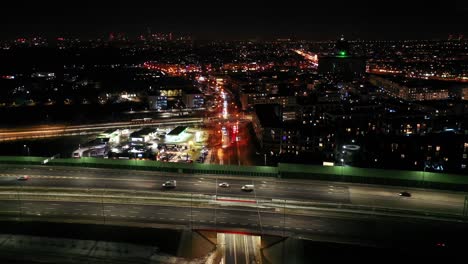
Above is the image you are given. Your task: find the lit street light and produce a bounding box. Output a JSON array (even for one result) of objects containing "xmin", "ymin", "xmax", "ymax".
[
  {"xmin": 340, "ymin": 158, "xmax": 345, "ymax": 177},
  {"xmin": 23, "ymin": 145, "xmax": 30, "ymax": 157}
]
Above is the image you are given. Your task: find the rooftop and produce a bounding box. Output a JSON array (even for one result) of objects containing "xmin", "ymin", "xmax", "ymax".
[
  {"xmin": 130, "ymin": 128, "xmax": 157, "ymax": 138},
  {"xmin": 254, "ymin": 104, "xmax": 282, "ymax": 127},
  {"xmin": 167, "ymin": 126, "xmax": 187, "ymax": 136}
]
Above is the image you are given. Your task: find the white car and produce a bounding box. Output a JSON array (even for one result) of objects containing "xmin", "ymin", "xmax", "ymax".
[
  {"xmin": 241, "ymin": 184, "xmax": 254, "ymax": 192},
  {"xmin": 218, "ymin": 182, "xmax": 230, "ymax": 188},
  {"xmin": 162, "ymin": 180, "xmax": 176, "ymax": 188},
  {"xmin": 17, "ymin": 175, "xmax": 30, "ymax": 181}
]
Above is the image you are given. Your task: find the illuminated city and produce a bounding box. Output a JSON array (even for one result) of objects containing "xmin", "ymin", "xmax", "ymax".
[{"xmin": 0, "ymin": 1, "xmax": 466, "ymax": 263}]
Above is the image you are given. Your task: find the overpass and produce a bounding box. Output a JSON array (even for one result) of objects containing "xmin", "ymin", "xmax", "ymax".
[
  {"xmin": 0, "ymin": 162, "xmax": 467, "ymax": 262},
  {"xmin": 0, "ymin": 117, "xmax": 203, "ymax": 142},
  {"xmin": 0, "ymin": 171, "xmax": 467, "ymax": 246}
]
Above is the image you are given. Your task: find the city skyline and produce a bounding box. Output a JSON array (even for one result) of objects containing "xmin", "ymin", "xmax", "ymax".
[{"xmin": 1, "ymin": 1, "xmax": 467, "ymax": 40}]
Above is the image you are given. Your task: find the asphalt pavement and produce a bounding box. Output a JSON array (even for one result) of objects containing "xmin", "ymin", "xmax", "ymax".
[
  {"xmin": 0, "ymin": 165, "xmax": 466, "ymax": 216},
  {"xmin": 0, "ymin": 199, "xmax": 467, "ymax": 250}
]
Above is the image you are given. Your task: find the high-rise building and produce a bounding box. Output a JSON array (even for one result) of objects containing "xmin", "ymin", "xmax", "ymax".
[{"xmin": 318, "ymin": 36, "xmax": 366, "ymax": 81}]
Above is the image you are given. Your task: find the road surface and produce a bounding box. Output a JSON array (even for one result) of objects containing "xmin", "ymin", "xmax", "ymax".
[{"xmin": 0, "ymin": 165, "xmax": 466, "ymax": 216}]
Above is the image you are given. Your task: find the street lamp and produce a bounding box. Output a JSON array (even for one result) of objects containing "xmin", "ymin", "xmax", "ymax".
[
  {"xmin": 422, "ymin": 163, "xmax": 427, "ymax": 186},
  {"xmin": 340, "ymin": 158, "xmax": 345, "ymax": 177},
  {"xmin": 24, "ymin": 145, "xmax": 30, "ymax": 156}
]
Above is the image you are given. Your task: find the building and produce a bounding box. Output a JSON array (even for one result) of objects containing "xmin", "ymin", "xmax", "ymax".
[
  {"xmin": 148, "ymin": 96, "xmax": 168, "ymax": 110},
  {"xmin": 318, "ymin": 56, "xmax": 366, "ymax": 81},
  {"xmin": 318, "ymin": 37, "xmax": 366, "ymax": 81},
  {"xmin": 240, "ymin": 92, "xmax": 297, "ymax": 111},
  {"xmin": 183, "ymin": 91, "xmax": 204, "ymax": 108},
  {"xmin": 130, "ymin": 128, "xmax": 157, "ymax": 142},
  {"xmin": 369, "ymin": 75, "xmax": 451, "ymax": 101},
  {"xmin": 460, "ymin": 87, "xmax": 468, "ymax": 100},
  {"xmin": 406, "ymin": 87, "xmax": 449, "ymax": 101},
  {"xmin": 166, "ymin": 126, "xmax": 188, "ymax": 142},
  {"xmin": 97, "ymin": 129, "xmax": 122, "ymax": 144},
  {"xmin": 252, "ymin": 104, "xmax": 335, "ymax": 161},
  {"xmin": 252, "ymin": 104, "xmax": 284, "ymax": 154}
]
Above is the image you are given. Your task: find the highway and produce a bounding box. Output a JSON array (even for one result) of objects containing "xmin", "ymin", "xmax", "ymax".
[
  {"xmin": 0, "ymin": 165, "xmax": 466, "ymax": 216},
  {"xmin": 0, "ymin": 198, "xmax": 467, "ymax": 249},
  {"xmin": 0, "ymin": 165, "xmax": 466, "ymax": 257}
]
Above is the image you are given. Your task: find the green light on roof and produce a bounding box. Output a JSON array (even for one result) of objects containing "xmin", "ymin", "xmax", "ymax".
[{"xmin": 339, "ymin": 51, "xmax": 346, "ymax": 56}]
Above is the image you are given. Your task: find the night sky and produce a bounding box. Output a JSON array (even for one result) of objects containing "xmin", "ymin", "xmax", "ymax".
[{"xmin": 1, "ymin": 0, "xmax": 467, "ymax": 40}]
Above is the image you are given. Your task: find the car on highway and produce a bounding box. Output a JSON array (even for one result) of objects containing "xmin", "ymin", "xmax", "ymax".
[
  {"xmin": 162, "ymin": 180, "xmax": 176, "ymax": 189},
  {"xmin": 241, "ymin": 184, "xmax": 254, "ymax": 192},
  {"xmin": 218, "ymin": 182, "xmax": 230, "ymax": 188},
  {"xmin": 399, "ymin": 191, "xmax": 411, "ymax": 197},
  {"xmin": 16, "ymin": 175, "xmax": 30, "ymax": 181}
]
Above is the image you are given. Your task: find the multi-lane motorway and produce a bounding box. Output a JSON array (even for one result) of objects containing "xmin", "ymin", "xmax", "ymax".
[
  {"xmin": 1, "ymin": 165, "xmax": 465, "ymax": 215},
  {"xmin": 0, "ymin": 165, "xmax": 468, "ymax": 249}
]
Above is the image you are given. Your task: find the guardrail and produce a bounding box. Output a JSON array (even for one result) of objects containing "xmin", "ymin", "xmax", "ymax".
[{"xmin": 0, "ymin": 156, "xmax": 467, "ymax": 191}]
